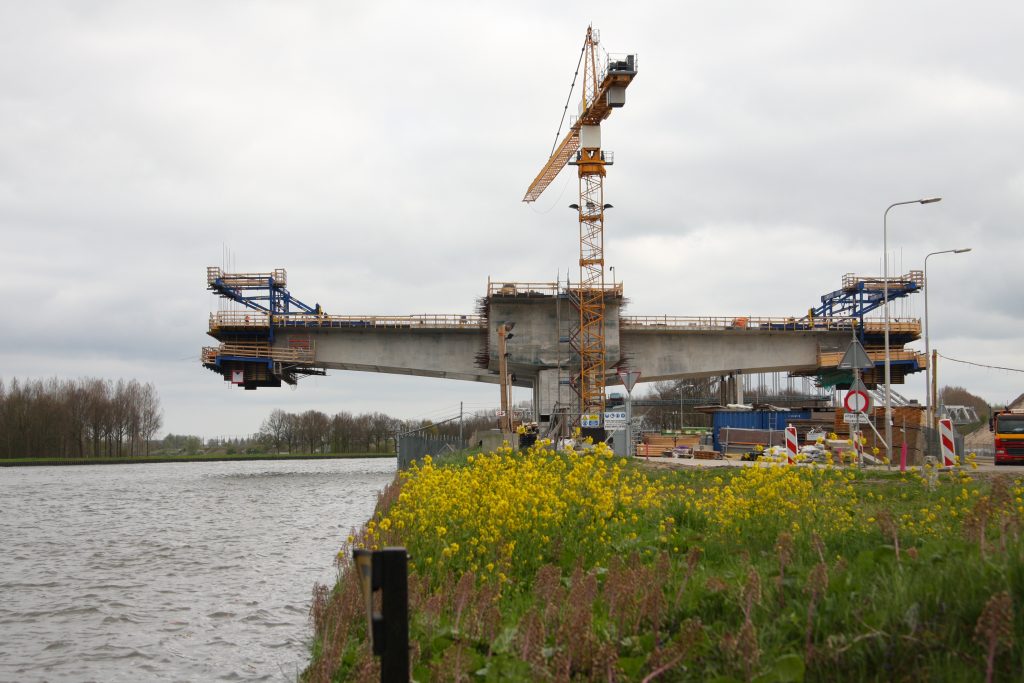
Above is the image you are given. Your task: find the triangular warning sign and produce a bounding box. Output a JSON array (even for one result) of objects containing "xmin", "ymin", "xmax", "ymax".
[
  {"xmin": 849, "ymin": 377, "xmax": 869, "ymax": 396},
  {"xmin": 837, "ymin": 340, "xmax": 874, "ymax": 370},
  {"xmin": 617, "ymin": 368, "xmax": 641, "ymax": 394}
]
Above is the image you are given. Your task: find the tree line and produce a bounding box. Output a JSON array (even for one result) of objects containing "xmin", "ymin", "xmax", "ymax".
[
  {"xmin": 255, "ymin": 409, "xmax": 498, "ymax": 454},
  {"xmin": 0, "ymin": 377, "xmax": 162, "ymax": 459}
]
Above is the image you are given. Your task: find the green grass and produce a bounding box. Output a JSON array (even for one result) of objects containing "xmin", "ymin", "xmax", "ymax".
[{"xmin": 305, "ymin": 451, "xmax": 1024, "ymax": 682}]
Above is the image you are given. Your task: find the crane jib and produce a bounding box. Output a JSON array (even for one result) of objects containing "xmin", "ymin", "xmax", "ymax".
[{"xmin": 523, "ymin": 59, "xmax": 637, "ymax": 203}]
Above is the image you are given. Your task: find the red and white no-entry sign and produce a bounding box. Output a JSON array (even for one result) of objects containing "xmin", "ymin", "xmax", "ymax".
[{"xmin": 844, "ymin": 389, "xmax": 871, "ymax": 414}]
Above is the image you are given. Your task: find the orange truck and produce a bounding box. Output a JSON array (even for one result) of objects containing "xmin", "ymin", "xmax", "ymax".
[{"xmin": 992, "ymin": 409, "xmax": 1024, "ymax": 466}]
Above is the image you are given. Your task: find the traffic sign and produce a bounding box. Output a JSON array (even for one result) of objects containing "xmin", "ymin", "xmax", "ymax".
[
  {"xmin": 844, "ymin": 389, "xmax": 871, "ymax": 414},
  {"xmin": 604, "ymin": 411, "xmax": 627, "ymax": 429},
  {"xmin": 617, "ymin": 368, "xmax": 641, "ymax": 394},
  {"xmin": 843, "ymin": 412, "xmax": 868, "ymax": 424},
  {"xmin": 837, "ymin": 340, "xmax": 874, "ymax": 371}
]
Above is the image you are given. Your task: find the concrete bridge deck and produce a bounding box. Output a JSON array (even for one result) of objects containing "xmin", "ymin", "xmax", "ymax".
[{"xmin": 203, "ymin": 277, "xmax": 926, "ymax": 426}]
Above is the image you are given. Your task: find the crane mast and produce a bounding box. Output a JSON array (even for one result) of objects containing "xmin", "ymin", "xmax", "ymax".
[{"xmin": 523, "ymin": 26, "xmax": 638, "ymax": 427}]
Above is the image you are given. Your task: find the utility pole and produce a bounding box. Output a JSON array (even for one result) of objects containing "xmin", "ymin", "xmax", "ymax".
[{"xmin": 497, "ymin": 322, "xmax": 515, "ymax": 433}]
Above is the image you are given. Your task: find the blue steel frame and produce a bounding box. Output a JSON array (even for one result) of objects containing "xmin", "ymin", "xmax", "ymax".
[
  {"xmin": 208, "ymin": 274, "xmax": 317, "ymax": 343},
  {"xmin": 812, "ymin": 276, "xmax": 920, "ymax": 337}
]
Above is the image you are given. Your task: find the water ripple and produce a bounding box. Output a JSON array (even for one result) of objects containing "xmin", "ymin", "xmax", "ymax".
[{"xmin": 0, "ymin": 458, "xmax": 393, "ymax": 681}]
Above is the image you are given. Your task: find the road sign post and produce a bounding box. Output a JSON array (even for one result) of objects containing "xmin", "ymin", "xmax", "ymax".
[
  {"xmin": 617, "ymin": 368, "xmax": 641, "ymax": 457},
  {"xmin": 838, "ymin": 332, "xmax": 879, "ymax": 468}
]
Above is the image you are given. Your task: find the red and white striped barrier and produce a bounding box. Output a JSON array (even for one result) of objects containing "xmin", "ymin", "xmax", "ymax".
[
  {"xmin": 785, "ymin": 425, "xmax": 798, "ymax": 465},
  {"xmin": 939, "ymin": 418, "xmax": 957, "ymax": 467}
]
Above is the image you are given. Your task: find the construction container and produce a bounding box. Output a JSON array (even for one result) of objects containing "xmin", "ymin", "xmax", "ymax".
[{"xmin": 712, "ymin": 409, "xmax": 811, "ymax": 453}]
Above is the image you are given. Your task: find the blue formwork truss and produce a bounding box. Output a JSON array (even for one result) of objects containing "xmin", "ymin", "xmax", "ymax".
[
  {"xmin": 208, "ymin": 275, "xmax": 317, "ymax": 317},
  {"xmin": 208, "ymin": 272, "xmax": 321, "ymax": 343},
  {"xmin": 812, "ymin": 272, "xmax": 921, "ymax": 334}
]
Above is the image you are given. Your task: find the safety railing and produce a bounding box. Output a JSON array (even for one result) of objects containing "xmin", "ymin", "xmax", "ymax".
[
  {"xmin": 209, "ymin": 311, "xmax": 484, "ymax": 330},
  {"xmin": 841, "ymin": 270, "xmax": 924, "ymax": 291},
  {"xmin": 621, "ymin": 316, "xmax": 858, "ymax": 331},
  {"xmin": 209, "ymin": 311, "xmax": 270, "ymax": 329},
  {"xmin": 277, "ymin": 313, "xmax": 485, "ymax": 329},
  {"xmin": 817, "ymin": 349, "xmax": 927, "ymax": 368},
  {"xmin": 206, "ymin": 267, "xmax": 287, "ymax": 288},
  {"xmin": 487, "ymin": 280, "xmax": 560, "ymax": 297},
  {"xmin": 486, "ymin": 280, "xmax": 625, "ymax": 297},
  {"xmin": 862, "ymin": 319, "xmax": 921, "ymax": 335},
  {"xmin": 201, "ymin": 342, "xmax": 315, "ymax": 364}
]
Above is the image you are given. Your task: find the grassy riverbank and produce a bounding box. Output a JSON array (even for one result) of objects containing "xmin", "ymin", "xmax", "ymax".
[
  {"xmin": 0, "ymin": 452, "xmax": 394, "ymax": 467},
  {"xmin": 307, "ymin": 442, "xmax": 1023, "ymax": 682}
]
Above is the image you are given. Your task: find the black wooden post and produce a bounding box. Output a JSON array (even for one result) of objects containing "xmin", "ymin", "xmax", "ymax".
[
  {"xmin": 378, "ymin": 548, "xmax": 409, "ymax": 683},
  {"xmin": 353, "ymin": 547, "xmax": 409, "ymax": 683}
]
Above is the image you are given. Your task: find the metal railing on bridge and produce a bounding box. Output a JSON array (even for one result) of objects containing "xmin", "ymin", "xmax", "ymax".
[
  {"xmin": 818, "ymin": 349, "xmax": 926, "ymax": 368},
  {"xmin": 201, "ymin": 342, "xmax": 316, "ymax": 364},
  {"xmin": 486, "ymin": 279, "xmax": 625, "ymax": 298},
  {"xmin": 620, "ymin": 315, "xmax": 858, "ymax": 332},
  {"xmin": 279, "ymin": 313, "xmax": 485, "ymax": 329},
  {"xmin": 206, "ymin": 267, "xmax": 287, "ymax": 288},
  {"xmin": 208, "ymin": 311, "xmax": 485, "ymax": 331}
]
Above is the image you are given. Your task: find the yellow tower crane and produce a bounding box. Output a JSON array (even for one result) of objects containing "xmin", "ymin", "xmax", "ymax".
[{"xmin": 523, "ymin": 26, "xmax": 638, "ymax": 426}]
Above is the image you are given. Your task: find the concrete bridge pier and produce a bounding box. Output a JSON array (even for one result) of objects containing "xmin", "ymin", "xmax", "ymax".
[{"xmin": 720, "ymin": 372, "xmax": 744, "ymax": 405}]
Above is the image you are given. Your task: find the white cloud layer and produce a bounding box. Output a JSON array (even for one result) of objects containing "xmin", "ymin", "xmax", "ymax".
[{"xmin": 1, "ymin": 1, "xmax": 1022, "ymax": 436}]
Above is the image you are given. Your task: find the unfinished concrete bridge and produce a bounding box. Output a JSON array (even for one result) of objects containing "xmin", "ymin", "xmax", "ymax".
[{"xmin": 201, "ymin": 267, "xmax": 926, "ymax": 431}]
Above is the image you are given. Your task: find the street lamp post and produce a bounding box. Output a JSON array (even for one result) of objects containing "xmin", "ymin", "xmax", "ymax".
[
  {"xmin": 924, "ymin": 247, "xmax": 971, "ymax": 435},
  {"xmin": 497, "ymin": 322, "xmax": 516, "ymax": 433},
  {"xmin": 883, "ymin": 198, "xmax": 941, "ymax": 463}
]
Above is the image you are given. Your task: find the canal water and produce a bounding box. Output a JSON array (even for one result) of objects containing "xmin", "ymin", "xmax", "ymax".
[{"xmin": 0, "ymin": 458, "xmax": 395, "ymax": 682}]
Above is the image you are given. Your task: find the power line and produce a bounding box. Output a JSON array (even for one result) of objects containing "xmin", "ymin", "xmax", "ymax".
[{"xmin": 937, "ymin": 352, "xmax": 1024, "ymax": 373}]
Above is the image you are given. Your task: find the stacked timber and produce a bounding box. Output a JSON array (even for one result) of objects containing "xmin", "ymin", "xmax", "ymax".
[
  {"xmin": 638, "ymin": 432, "xmax": 702, "ymax": 457},
  {"xmin": 832, "ymin": 406, "xmax": 925, "ymax": 464}
]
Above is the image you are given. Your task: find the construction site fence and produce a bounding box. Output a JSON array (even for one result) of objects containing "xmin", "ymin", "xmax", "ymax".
[
  {"xmin": 397, "ymin": 434, "xmax": 467, "ymax": 469},
  {"xmin": 921, "ymin": 425, "xmax": 967, "ymax": 462}
]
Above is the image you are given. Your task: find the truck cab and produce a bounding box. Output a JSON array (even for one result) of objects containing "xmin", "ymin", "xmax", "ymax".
[{"xmin": 992, "ymin": 409, "xmax": 1024, "ymax": 465}]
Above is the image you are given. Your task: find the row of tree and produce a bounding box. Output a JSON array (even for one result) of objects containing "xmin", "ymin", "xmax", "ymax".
[
  {"xmin": 0, "ymin": 377, "xmax": 162, "ymax": 459},
  {"xmin": 255, "ymin": 409, "xmax": 498, "ymax": 454}
]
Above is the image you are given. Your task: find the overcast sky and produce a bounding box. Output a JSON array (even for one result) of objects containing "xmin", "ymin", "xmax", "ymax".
[{"xmin": 2, "ymin": 1, "xmax": 1022, "ymax": 438}]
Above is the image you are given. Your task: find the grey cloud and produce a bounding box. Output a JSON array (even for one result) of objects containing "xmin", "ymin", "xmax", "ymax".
[{"xmin": 2, "ymin": 1, "xmax": 1021, "ymax": 437}]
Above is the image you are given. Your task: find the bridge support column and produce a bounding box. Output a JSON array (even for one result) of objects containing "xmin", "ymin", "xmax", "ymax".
[
  {"xmin": 535, "ymin": 369, "xmax": 574, "ymax": 427},
  {"xmin": 719, "ymin": 372, "xmax": 744, "ymax": 405}
]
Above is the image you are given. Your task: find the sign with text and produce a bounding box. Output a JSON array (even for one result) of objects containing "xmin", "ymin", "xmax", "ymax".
[
  {"xmin": 581, "ymin": 413, "xmax": 602, "ymax": 428},
  {"xmin": 604, "ymin": 411, "xmax": 627, "ymax": 429},
  {"xmin": 843, "ymin": 412, "xmax": 869, "ymax": 424}
]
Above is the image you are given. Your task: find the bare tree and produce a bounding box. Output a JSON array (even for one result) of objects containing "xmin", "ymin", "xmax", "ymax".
[
  {"xmin": 260, "ymin": 409, "xmax": 290, "ymax": 453},
  {"xmin": 0, "ymin": 376, "xmax": 163, "ymax": 459}
]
